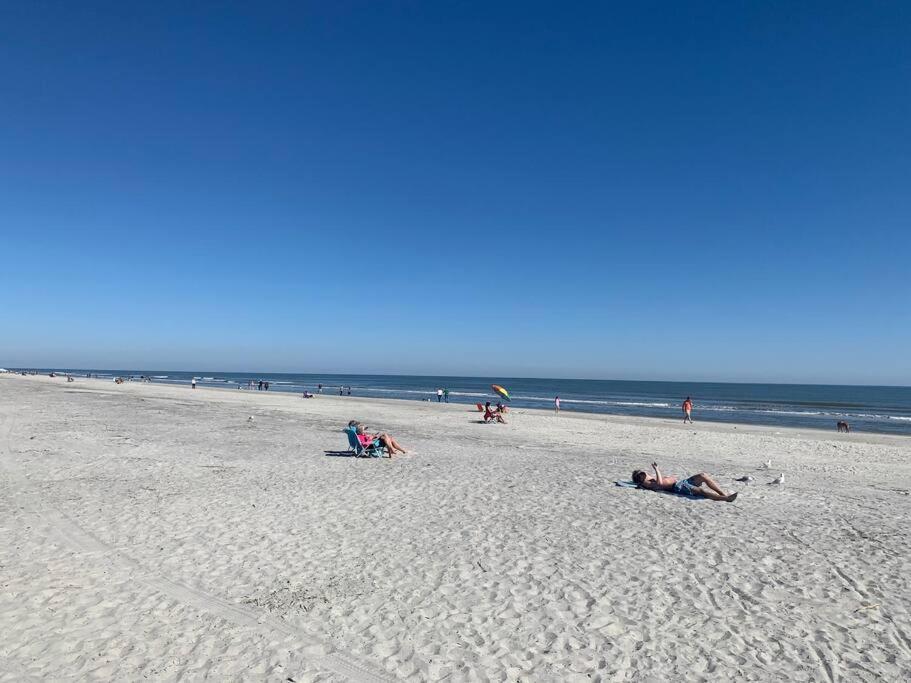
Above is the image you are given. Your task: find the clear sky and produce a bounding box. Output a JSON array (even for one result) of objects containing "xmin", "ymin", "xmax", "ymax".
[{"xmin": 1, "ymin": 2, "xmax": 909, "ymax": 384}]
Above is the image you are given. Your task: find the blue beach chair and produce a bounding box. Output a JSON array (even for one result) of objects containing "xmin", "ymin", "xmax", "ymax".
[{"xmin": 343, "ymin": 427, "xmax": 386, "ymax": 458}]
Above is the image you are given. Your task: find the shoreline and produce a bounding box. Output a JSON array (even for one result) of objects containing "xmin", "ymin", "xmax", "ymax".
[
  {"xmin": 7, "ymin": 371, "xmax": 910, "ymax": 447},
  {"xmin": 7, "ymin": 370, "xmax": 911, "ymax": 438}
]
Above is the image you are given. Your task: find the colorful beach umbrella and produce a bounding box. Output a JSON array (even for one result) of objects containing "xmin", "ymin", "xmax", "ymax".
[{"xmin": 491, "ymin": 384, "xmax": 510, "ymax": 401}]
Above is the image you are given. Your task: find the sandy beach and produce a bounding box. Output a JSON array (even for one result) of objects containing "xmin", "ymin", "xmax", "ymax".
[{"xmin": 1, "ymin": 374, "xmax": 910, "ymax": 681}]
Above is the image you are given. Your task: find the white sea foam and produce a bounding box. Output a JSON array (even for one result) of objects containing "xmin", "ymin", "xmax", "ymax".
[{"xmin": 559, "ymin": 398, "xmax": 672, "ymax": 408}]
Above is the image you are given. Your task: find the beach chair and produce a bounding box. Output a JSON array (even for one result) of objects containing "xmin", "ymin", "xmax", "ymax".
[
  {"xmin": 476, "ymin": 403, "xmax": 484, "ymax": 412},
  {"xmin": 343, "ymin": 427, "xmax": 386, "ymax": 457}
]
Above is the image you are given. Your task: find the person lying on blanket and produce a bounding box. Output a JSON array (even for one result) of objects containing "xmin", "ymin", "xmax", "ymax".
[{"xmin": 632, "ymin": 462, "xmax": 737, "ymax": 502}]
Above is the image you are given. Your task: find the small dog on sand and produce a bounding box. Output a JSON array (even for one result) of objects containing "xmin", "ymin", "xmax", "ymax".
[{"xmin": 837, "ymin": 421, "xmax": 850, "ymax": 433}]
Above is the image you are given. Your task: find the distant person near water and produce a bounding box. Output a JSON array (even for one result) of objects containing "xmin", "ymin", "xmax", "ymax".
[
  {"xmin": 191, "ymin": 377, "xmax": 197, "ymax": 389},
  {"xmin": 264, "ymin": 381, "xmax": 270, "ymax": 391},
  {"xmin": 632, "ymin": 463, "xmax": 737, "ymax": 502},
  {"xmin": 682, "ymin": 396, "xmax": 693, "ymax": 423},
  {"xmin": 318, "ymin": 383, "xmax": 323, "ymax": 393},
  {"xmin": 437, "ymin": 388, "xmax": 443, "ymax": 402},
  {"xmin": 347, "ymin": 386, "xmax": 351, "ymax": 396},
  {"xmin": 443, "ymin": 388, "xmax": 450, "ymax": 403},
  {"xmin": 339, "ymin": 386, "xmax": 344, "ymax": 396},
  {"xmin": 554, "ymin": 396, "xmax": 561, "ymax": 414}
]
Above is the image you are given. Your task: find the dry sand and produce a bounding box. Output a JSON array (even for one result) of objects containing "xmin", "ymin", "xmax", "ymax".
[{"xmin": 1, "ymin": 374, "xmax": 910, "ymax": 681}]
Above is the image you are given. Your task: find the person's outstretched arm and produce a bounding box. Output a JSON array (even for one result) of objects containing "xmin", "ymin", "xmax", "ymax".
[{"xmin": 652, "ymin": 462, "xmax": 663, "ymax": 486}]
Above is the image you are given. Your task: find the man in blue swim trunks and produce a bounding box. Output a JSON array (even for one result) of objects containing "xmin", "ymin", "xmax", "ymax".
[{"xmin": 632, "ymin": 462, "xmax": 737, "ymax": 502}]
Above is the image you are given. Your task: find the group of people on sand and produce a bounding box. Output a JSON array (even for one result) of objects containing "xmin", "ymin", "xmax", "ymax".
[
  {"xmin": 346, "ymin": 420, "xmax": 408, "ymax": 457},
  {"xmin": 483, "ymin": 401, "xmax": 508, "ymax": 423}
]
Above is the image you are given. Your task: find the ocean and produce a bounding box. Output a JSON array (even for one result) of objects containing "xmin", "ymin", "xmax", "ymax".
[
  {"xmin": 17, "ymin": 369, "xmax": 911, "ymax": 436},
  {"xmin": 17, "ymin": 368, "xmax": 911, "ymax": 435}
]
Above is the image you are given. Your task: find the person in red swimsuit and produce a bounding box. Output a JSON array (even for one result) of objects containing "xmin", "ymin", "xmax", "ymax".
[{"xmin": 484, "ymin": 402, "xmax": 507, "ymax": 423}]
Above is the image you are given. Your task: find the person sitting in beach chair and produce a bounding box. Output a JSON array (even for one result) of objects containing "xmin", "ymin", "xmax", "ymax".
[
  {"xmin": 344, "ymin": 423, "xmax": 385, "ymax": 457},
  {"xmin": 345, "ymin": 421, "xmax": 407, "ymax": 457},
  {"xmin": 357, "ymin": 424, "xmax": 407, "ymax": 456},
  {"xmin": 632, "ymin": 462, "xmax": 737, "ymax": 502},
  {"xmin": 496, "ymin": 402, "xmax": 509, "ymax": 414},
  {"xmin": 484, "ymin": 401, "xmax": 507, "ymax": 424}
]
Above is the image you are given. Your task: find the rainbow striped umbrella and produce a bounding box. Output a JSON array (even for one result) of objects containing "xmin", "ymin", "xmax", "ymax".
[{"xmin": 491, "ymin": 384, "xmax": 510, "ymax": 401}]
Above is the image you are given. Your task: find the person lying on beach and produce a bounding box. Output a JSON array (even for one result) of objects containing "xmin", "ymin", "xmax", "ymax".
[
  {"xmin": 632, "ymin": 463, "xmax": 737, "ymax": 502},
  {"xmin": 355, "ymin": 424, "xmax": 408, "ymax": 456},
  {"xmin": 484, "ymin": 402, "xmax": 507, "ymax": 423}
]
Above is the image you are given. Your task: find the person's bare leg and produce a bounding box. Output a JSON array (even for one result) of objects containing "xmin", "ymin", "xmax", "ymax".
[
  {"xmin": 698, "ymin": 488, "xmax": 738, "ymax": 502},
  {"xmin": 377, "ymin": 433, "xmax": 406, "ymax": 454},
  {"xmin": 690, "ymin": 473, "xmax": 727, "ymax": 497}
]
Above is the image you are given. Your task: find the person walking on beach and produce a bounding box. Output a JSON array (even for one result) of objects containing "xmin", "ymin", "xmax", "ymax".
[
  {"xmin": 682, "ymin": 396, "xmax": 693, "ymax": 423},
  {"xmin": 191, "ymin": 377, "xmax": 197, "ymax": 390},
  {"xmin": 258, "ymin": 380, "xmax": 264, "ymax": 391},
  {"xmin": 339, "ymin": 386, "xmax": 344, "ymax": 396},
  {"xmin": 346, "ymin": 386, "xmax": 351, "ymax": 396},
  {"xmin": 632, "ymin": 462, "xmax": 737, "ymax": 502},
  {"xmin": 443, "ymin": 388, "xmax": 450, "ymax": 403},
  {"xmin": 437, "ymin": 388, "xmax": 443, "ymax": 403},
  {"xmin": 554, "ymin": 396, "xmax": 561, "ymax": 414},
  {"xmin": 318, "ymin": 383, "xmax": 323, "ymax": 394},
  {"xmin": 264, "ymin": 381, "xmax": 270, "ymax": 391}
]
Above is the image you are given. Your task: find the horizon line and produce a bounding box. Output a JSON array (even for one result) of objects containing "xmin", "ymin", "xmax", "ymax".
[{"xmin": 5, "ymin": 366, "xmax": 909, "ymax": 390}]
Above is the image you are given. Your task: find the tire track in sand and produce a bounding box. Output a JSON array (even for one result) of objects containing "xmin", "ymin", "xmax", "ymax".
[{"xmin": 0, "ymin": 419, "xmax": 394, "ymax": 683}]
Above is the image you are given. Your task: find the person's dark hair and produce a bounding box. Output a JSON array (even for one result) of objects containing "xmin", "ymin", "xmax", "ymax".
[
  {"xmin": 348, "ymin": 420, "xmax": 359, "ymax": 427},
  {"xmin": 632, "ymin": 470, "xmax": 646, "ymax": 485},
  {"xmin": 485, "ymin": 401, "xmax": 490, "ymax": 407}
]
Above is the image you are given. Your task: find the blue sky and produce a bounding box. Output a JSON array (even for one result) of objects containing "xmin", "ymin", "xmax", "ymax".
[{"xmin": 1, "ymin": 2, "xmax": 909, "ymax": 384}]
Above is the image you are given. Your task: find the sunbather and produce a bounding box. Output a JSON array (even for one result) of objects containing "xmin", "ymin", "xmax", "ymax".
[
  {"xmin": 355, "ymin": 424, "xmax": 407, "ymax": 456},
  {"xmin": 632, "ymin": 462, "xmax": 737, "ymax": 502},
  {"xmin": 484, "ymin": 402, "xmax": 507, "ymax": 423}
]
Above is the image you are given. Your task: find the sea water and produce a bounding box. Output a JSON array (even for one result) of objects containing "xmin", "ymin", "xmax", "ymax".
[{"xmin": 22, "ymin": 369, "xmax": 911, "ymax": 436}]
